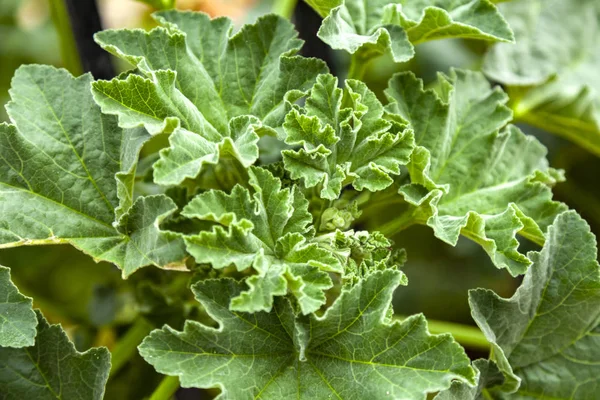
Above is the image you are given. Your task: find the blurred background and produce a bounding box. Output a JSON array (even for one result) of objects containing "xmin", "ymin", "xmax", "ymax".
[{"xmin": 1, "ymin": 0, "xmax": 597, "ymax": 398}]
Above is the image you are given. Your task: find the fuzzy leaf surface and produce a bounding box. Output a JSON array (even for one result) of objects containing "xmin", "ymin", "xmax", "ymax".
[
  {"xmin": 283, "ymin": 74, "xmax": 414, "ymax": 200},
  {"xmin": 0, "ymin": 311, "xmax": 111, "ymax": 400},
  {"xmin": 308, "ymin": 0, "xmax": 513, "ymax": 62},
  {"xmin": 484, "ymin": 0, "xmax": 600, "ymax": 156},
  {"xmin": 0, "ymin": 65, "xmax": 185, "ymax": 277},
  {"xmin": 385, "ymin": 70, "xmax": 566, "ymax": 275},
  {"xmin": 182, "ymin": 167, "xmax": 339, "ymax": 314},
  {"xmin": 0, "ymin": 266, "xmax": 36, "ymax": 348},
  {"xmin": 139, "ymin": 270, "xmax": 475, "ymax": 399},
  {"xmin": 470, "ymin": 211, "xmax": 600, "ymax": 399},
  {"xmin": 92, "ymin": 11, "xmax": 327, "ymax": 185}
]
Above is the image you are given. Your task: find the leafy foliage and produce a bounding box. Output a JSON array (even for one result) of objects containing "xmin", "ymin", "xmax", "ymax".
[
  {"xmin": 92, "ymin": 11, "xmax": 327, "ymax": 186},
  {"xmin": 0, "ymin": 311, "xmax": 111, "ymax": 400},
  {"xmin": 1, "ymin": 3, "xmax": 599, "ymax": 399},
  {"xmin": 139, "ymin": 270, "xmax": 474, "ymax": 399},
  {"xmin": 0, "ymin": 266, "xmax": 36, "ymax": 348},
  {"xmin": 0, "ymin": 65, "xmax": 185, "ymax": 277},
  {"xmin": 304, "ymin": 0, "xmax": 514, "ymax": 62},
  {"xmin": 282, "ymin": 74, "xmax": 414, "ymax": 199},
  {"xmin": 484, "ymin": 0, "xmax": 600, "ymax": 156},
  {"xmin": 182, "ymin": 166, "xmax": 339, "ymax": 314},
  {"xmin": 385, "ymin": 69, "xmax": 566, "ymax": 275},
  {"xmin": 470, "ymin": 211, "xmax": 600, "ymax": 398}
]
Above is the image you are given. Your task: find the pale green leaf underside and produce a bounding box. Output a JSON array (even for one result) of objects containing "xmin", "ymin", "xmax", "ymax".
[
  {"xmin": 311, "ymin": 0, "xmax": 513, "ymax": 62},
  {"xmin": 385, "ymin": 70, "xmax": 566, "ymax": 275},
  {"xmin": 139, "ymin": 270, "xmax": 475, "ymax": 399},
  {"xmin": 484, "ymin": 0, "xmax": 600, "ymax": 156},
  {"xmin": 0, "ymin": 65, "xmax": 185, "ymax": 277},
  {"xmin": 434, "ymin": 359, "xmax": 504, "ymax": 400},
  {"xmin": 182, "ymin": 167, "xmax": 339, "ymax": 314},
  {"xmin": 92, "ymin": 11, "xmax": 327, "ymax": 186},
  {"xmin": 0, "ymin": 266, "xmax": 36, "ymax": 348},
  {"xmin": 0, "ymin": 311, "xmax": 111, "ymax": 400},
  {"xmin": 470, "ymin": 211, "xmax": 600, "ymax": 399},
  {"xmin": 283, "ymin": 74, "xmax": 414, "ymax": 200}
]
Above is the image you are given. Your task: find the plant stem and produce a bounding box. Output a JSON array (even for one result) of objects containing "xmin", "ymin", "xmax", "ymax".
[
  {"xmin": 271, "ymin": 0, "xmax": 299, "ymax": 20},
  {"xmin": 377, "ymin": 209, "xmax": 422, "ymax": 237},
  {"xmin": 149, "ymin": 376, "xmax": 180, "ymax": 400},
  {"xmin": 48, "ymin": 0, "xmax": 83, "ymax": 75},
  {"xmin": 395, "ymin": 315, "xmax": 489, "ymax": 351},
  {"xmin": 109, "ymin": 318, "xmax": 154, "ymax": 377},
  {"xmin": 347, "ymin": 52, "xmax": 369, "ymax": 81}
]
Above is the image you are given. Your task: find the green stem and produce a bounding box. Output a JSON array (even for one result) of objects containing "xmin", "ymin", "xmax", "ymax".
[
  {"xmin": 271, "ymin": 0, "xmax": 299, "ymax": 20},
  {"xmin": 109, "ymin": 318, "xmax": 154, "ymax": 377},
  {"xmin": 347, "ymin": 52, "xmax": 369, "ymax": 81},
  {"xmin": 395, "ymin": 315, "xmax": 489, "ymax": 351},
  {"xmin": 48, "ymin": 0, "xmax": 83, "ymax": 75},
  {"xmin": 149, "ymin": 376, "xmax": 180, "ymax": 400},
  {"xmin": 377, "ymin": 209, "xmax": 422, "ymax": 237}
]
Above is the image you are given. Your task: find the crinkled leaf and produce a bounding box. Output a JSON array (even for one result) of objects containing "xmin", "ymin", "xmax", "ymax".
[
  {"xmin": 434, "ymin": 359, "xmax": 504, "ymax": 400},
  {"xmin": 470, "ymin": 211, "xmax": 600, "ymax": 399},
  {"xmin": 283, "ymin": 74, "xmax": 414, "ymax": 200},
  {"xmin": 139, "ymin": 270, "xmax": 475, "ymax": 399},
  {"xmin": 182, "ymin": 166, "xmax": 339, "ymax": 314},
  {"xmin": 92, "ymin": 11, "xmax": 327, "ymax": 185},
  {"xmin": 0, "ymin": 311, "xmax": 111, "ymax": 400},
  {"xmin": 484, "ymin": 0, "xmax": 600, "ymax": 156},
  {"xmin": 0, "ymin": 65, "xmax": 185, "ymax": 277},
  {"xmin": 385, "ymin": 70, "xmax": 566, "ymax": 275},
  {"xmin": 0, "ymin": 266, "xmax": 36, "ymax": 348},
  {"xmin": 308, "ymin": 0, "xmax": 513, "ymax": 62}
]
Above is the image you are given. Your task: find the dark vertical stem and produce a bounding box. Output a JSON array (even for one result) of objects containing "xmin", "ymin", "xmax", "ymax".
[{"xmin": 63, "ymin": 0, "xmax": 115, "ymax": 79}]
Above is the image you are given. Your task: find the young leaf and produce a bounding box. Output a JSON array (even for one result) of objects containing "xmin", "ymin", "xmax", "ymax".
[
  {"xmin": 484, "ymin": 0, "xmax": 600, "ymax": 156},
  {"xmin": 0, "ymin": 266, "xmax": 36, "ymax": 348},
  {"xmin": 0, "ymin": 311, "xmax": 111, "ymax": 399},
  {"xmin": 92, "ymin": 11, "xmax": 328, "ymax": 186},
  {"xmin": 282, "ymin": 74, "xmax": 415, "ymax": 200},
  {"xmin": 0, "ymin": 65, "xmax": 185, "ymax": 277},
  {"xmin": 139, "ymin": 270, "xmax": 475, "ymax": 399},
  {"xmin": 182, "ymin": 166, "xmax": 339, "ymax": 314},
  {"xmin": 306, "ymin": 0, "xmax": 513, "ymax": 63},
  {"xmin": 385, "ymin": 70, "xmax": 566, "ymax": 275},
  {"xmin": 470, "ymin": 211, "xmax": 600, "ymax": 398}
]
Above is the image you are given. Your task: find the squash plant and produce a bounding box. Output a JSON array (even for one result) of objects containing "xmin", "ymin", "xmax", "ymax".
[{"xmin": 1, "ymin": 0, "xmax": 599, "ymax": 399}]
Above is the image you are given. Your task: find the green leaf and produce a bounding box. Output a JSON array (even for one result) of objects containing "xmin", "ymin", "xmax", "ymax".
[
  {"xmin": 470, "ymin": 211, "xmax": 600, "ymax": 398},
  {"xmin": 182, "ymin": 166, "xmax": 340, "ymax": 314},
  {"xmin": 0, "ymin": 65, "xmax": 185, "ymax": 277},
  {"xmin": 282, "ymin": 74, "xmax": 414, "ymax": 200},
  {"xmin": 92, "ymin": 11, "xmax": 328, "ymax": 186},
  {"xmin": 434, "ymin": 359, "xmax": 504, "ymax": 400},
  {"xmin": 0, "ymin": 266, "xmax": 36, "ymax": 348},
  {"xmin": 308, "ymin": 0, "xmax": 513, "ymax": 62},
  {"xmin": 139, "ymin": 270, "xmax": 475, "ymax": 399},
  {"xmin": 384, "ymin": 70, "xmax": 566, "ymax": 275},
  {"xmin": 483, "ymin": 0, "xmax": 600, "ymax": 156},
  {"xmin": 134, "ymin": 0, "xmax": 175, "ymax": 10},
  {"xmin": 0, "ymin": 311, "xmax": 111, "ymax": 400}
]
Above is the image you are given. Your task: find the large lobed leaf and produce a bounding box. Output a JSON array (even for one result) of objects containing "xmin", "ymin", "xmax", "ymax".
[
  {"xmin": 282, "ymin": 74, "xmax": 414, "ymax": 200},
  {"xmin": 0, "ymin": 65, "xmax": 185, "ymax": 277},
  {"xmin": 0, "ymin": 266, "xmax": 36, "ymax": 348},
  {"xmin": 305, "ymin": 0, "xmax": 513, "ymax": 62},
  {"xmin": 468, "ymin": 211, "xmax": 600, "ymax": 399},
  {"xmin": 92, "ymin": 11, "xmax": 327, "ymax": 186},
  {"xmin": 484, "ymin": 0, "xmax": 600, "ymax": 156},
  {"xmin": 385, "ymin": 69, "xmax": 566, "ymax": 275},
  {"xmin": 139, "ymin": 270, "xmax": 475, "ymax": 399},
  {"xmin": 182, "ymin": 166, "xmax": 340, "ymax": 314},
  {"xmin": 0, "ymin": 311, "xmax": 111, "ymax": 400}
]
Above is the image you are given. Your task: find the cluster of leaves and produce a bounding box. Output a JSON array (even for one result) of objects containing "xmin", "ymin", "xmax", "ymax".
[{"xmin": 1, "ymin": 1, "xmax": 599, "ymax": 399}]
